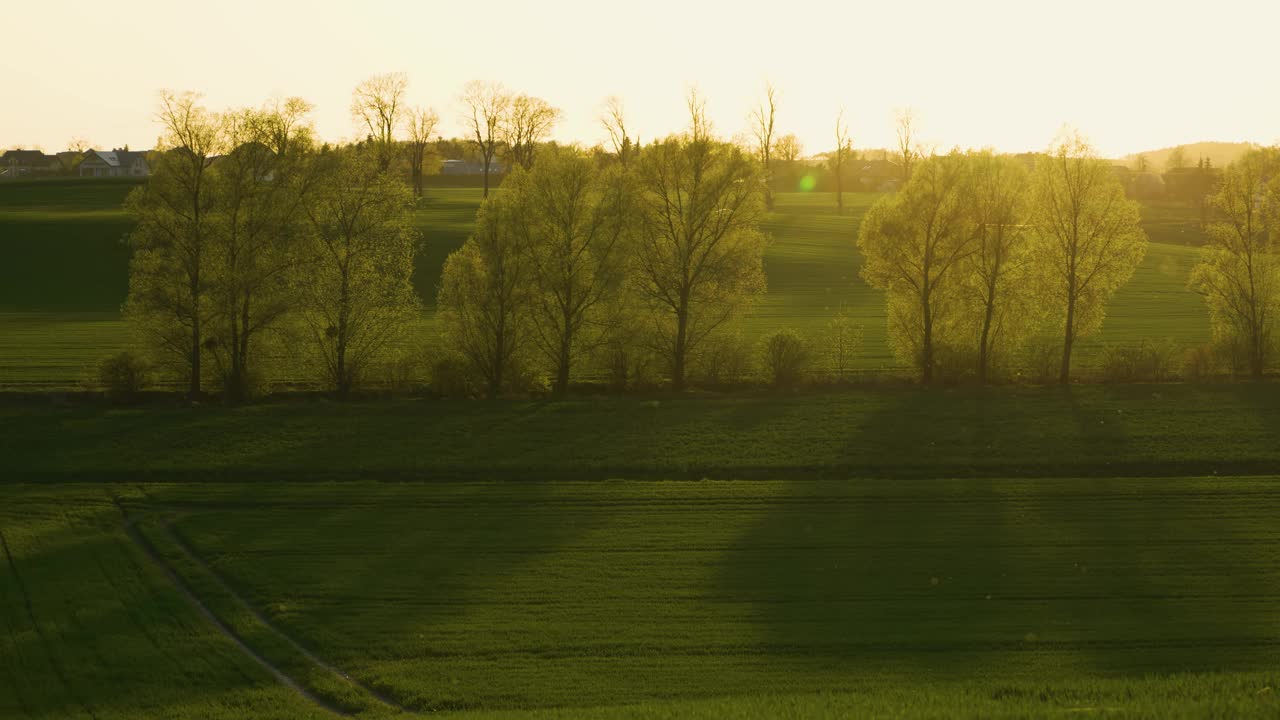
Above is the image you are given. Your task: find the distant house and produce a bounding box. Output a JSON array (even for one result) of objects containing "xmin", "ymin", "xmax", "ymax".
[
  {"xmin": 79, "ymin": 149, "xmax": 151, "ymax": 178},
  {"xmin": 440, "ymin": 159, "xmax": 505, "ymax": 175},
  {"xmin": 0, "ymin": 150, "xmax": 62, "ymax": 178}
]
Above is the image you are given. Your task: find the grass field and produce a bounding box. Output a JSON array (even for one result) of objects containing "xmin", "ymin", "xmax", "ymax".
[
  {"xmin": 4, "ymin": 476, "xmax": 1280, "ymax": 718},
  {"xmin": 0, "ymin": 180, "xmax": 1212, "ymax": 389}
]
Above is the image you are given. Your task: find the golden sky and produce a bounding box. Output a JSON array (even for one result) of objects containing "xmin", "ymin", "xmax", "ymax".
[{"xmin": 5, "ymin": 0, "xmax": 1277, "ymax": 157}]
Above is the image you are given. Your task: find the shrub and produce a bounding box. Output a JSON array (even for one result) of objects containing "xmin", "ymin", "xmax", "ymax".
[
  {"xmin": 1182, "ymin": 343, "xmax": 1217, "ymax": 382},
  {"xmin": 1099, "ymin": 339, "xmax": 1179, "ymax": 383},
  {"xmin": 761, "ymin": 329, "xmax": 812, "ymax": 389},
  {"xmin": 380, "ymin": 350, "xmax": 426, "ymax": 396},
  {"xmin": 694, "ymin": 331, "xmax": 754, "ymax": 388},
  {"xmin": 96, "ymin": 351, "xmax": 152, "ymax": 400},
  {"xmin": 427, "ymin": 349, "xmax": 477, "ymax": 399},
  {"xmin": 1018, "ymin": 339, "xmax": 1061, "ymax": 385},
  {"xmin": 822, "ymin": 312, "xmax": 863, "ymax": 382},
  {"xmin": 931, "ymin": 343, "xmax": 980, "ymax": 385},
  {"xmin": 596, "ymin": 340, "xmax": 660, "ymax": 393}
]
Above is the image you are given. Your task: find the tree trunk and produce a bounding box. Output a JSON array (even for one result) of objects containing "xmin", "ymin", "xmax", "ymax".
[
  {"xmin": 672, "ymin": 308, "xmax": 689, "ymax": 392},
  {"xmin": 482, "ymin": 157, "xmax": 491, "ymax": 199},
  {"xmin": 977, "ymin": 283, "xmax": 997, "ymax": 385},
  {"xmin": 1060, "ymin": 294, "xmax": 1076, "ymax": 385},
  {"xmin": 920, "ymin": 290, "xmax": 934, "ymax": 385},
  {"xmin": 190, "ymin": 313, "xmax": 201, "ymax": 398},
  {"xmin": 554, "ymin": 320, "xmax": 572, "ymax": 396}
]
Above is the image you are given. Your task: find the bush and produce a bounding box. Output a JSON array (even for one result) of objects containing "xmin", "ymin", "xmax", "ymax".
[
  {"xmin": 822, "ymin": 312, "xmax": 863, "ymax": 382},
  {"xmin": 1018, "ymin": 339, "xmax": 1061, "ymax": 385},
  {"xmin": 596, "ymin": 340, "xmax": 661, "ymax": 393},
  {"xmin": 1182, "ymin": 343, "xmax": 1217, "ymax": 382},
  {"xmin": 694, "ymin": 331, "xmax": 754, "ymax": 388},
  {"xmin": 427, "ymin": 349, "xmax": 477, "ymax": 398},
  {"xmin": 96, "ymin": 351, "xmax": 151, "ymax": 400},
  {"xmin": 931, "ymin": 343, "xmax": 980, "ymax": 385},
  {"xmin": 1099, "ymin": 340, "xmax": 1179, "ymax": 383},
  {"xmin": 379, "ymin": 350, "xmax": 427, "ymax": 396},
  {"xmin": 761, "ymin": 329, "xmax": 812, "ymax": 389}
]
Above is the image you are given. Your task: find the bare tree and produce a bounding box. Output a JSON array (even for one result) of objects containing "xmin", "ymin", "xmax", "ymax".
[
  {"xmin": 894, "ymin": 108, "xmax": 917, "ymax": 184},
  {"xmin": 750, "ymin": 83, "xmax": 778, "ymax": 209},
  {"xmin": 502, "ymin": 93, "xmax": 561, "ymax": 170},
  {"xmin": 774, "ymin": 134, "xmax": 803, "ymax": 164},
  {"xmin": 404, "ymin": 106, "xmax": 440, "ymax": 198},
  {"xmin": 460, "ymin": 80, "xmax": 510, "ymax": 198},
  {"xmin": 832, "ymin": 108, "xmax": 853, "ymax": 213},
  {"xmin": 601, "ymin": 96, "xmax": 635, "ymax": 165},
  {"xmin": 351, "ymin": 72, "xmax": 408, "ymax": 171}
]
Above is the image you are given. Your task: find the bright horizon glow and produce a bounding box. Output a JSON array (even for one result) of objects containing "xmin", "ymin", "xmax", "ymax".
[{"xmin": 4, "ymin": 0, "xmax": 1279, "ymax": 159}]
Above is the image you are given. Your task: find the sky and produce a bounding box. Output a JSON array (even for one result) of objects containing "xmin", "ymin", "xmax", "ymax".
[{"xmin": 4, "ymin": 0, "xmax": 1278, "ymax": 158}]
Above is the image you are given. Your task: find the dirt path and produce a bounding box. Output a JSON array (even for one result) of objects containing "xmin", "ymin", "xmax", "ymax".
[
  {"xmin": 118, "ymin": 513, "xmax": 352, "ymax": 717},
  {"xmin": 159, "ymin": 521, "xmax": 411, "ymax": 714}
]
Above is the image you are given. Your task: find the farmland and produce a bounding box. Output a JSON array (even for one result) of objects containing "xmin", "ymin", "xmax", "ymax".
[
  {"xmin": 2, "ymin": 177, "xmax": 1273, "ymax": 719},
  {"xmin": 0, "ymin": 179, "xmax": 1211, "ymax": 389},
  {"xmin": 4, "ymin": 474, "xmax": 1280, "ymax": 718}
]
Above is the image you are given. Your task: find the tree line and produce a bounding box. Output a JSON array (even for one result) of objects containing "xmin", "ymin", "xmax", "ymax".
[{"xmin": 116, "ymin": 77, "xmax": 1280, "ymax": 400}]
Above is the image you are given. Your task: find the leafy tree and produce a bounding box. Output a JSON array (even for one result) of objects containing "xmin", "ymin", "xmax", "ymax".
[
  {"xmin": 960, "ymin": 151, "xmax": 1042, "ymax": 383},
  {"xmin": 858, "ymin": 152, "xmax": 972, "ymax": 383},
  {"xmin": 297, "ymin": 150, "xmax": 420, "ymax": 396},
  {"xmin": 351, "ymin": 72, "xmax": 408, "ymax": 171},
  {"xmin": 1190, "ymin": 149, "xmax": 1280, "ymax": 378},
  {"xmin": 507, "ymin": 149, "xmax": 631, "ymax": 394},
  {"xmin": 1032, "ymin": 134, "xmax": 1148, "ymax": 383},
  {"xmin": 630, "ymin": 95, "xmax": 768, "ymax": 390},
  {"xmin": 1165, "ymin": 145, "xmax": 1189, "ymax": 171},
  {"xmin": 125, "ymin": 91, "xmax": 226, "ymax": 397},
  {"xmin": 202, "ymin": 102, "xmax": 315, "ymax": 400},
  {"xmin": 438, "ymin": 189, "xmax": 532, "ymax": 397}
]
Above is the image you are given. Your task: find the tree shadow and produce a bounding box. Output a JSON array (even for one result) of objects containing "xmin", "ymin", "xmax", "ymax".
[{"xmin": 156, "ymin": 479, "xmax": 620, "ymax": 712}]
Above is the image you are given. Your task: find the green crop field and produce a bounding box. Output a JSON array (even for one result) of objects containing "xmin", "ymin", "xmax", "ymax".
[
  {"xmin": 6, "ymin": 385, "xmax": 1280, "ymax": 717},
  {"xmin": 4, "ymin": 474, "xmax": 1280, "ymax": 719},
  {"xmin": 0, "ymin": 180, "xmax": 1211, "ymax": 390}
]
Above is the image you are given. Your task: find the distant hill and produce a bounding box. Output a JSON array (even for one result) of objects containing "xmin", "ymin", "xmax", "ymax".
[{"xmin": 1119, "ymin": 142, "xmax": 1257, "ymax": 171}]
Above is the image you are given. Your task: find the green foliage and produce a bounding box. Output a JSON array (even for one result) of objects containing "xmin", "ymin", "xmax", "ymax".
[
  {"xmin": 295, "ymin": 149, "xmax": 421, "ymax": 395},
  {"xmin": 631, "ymin": 129, "xmax": 768, "ymax": 390},
  {"xmin": 760, "ymin": 328, "xmax": 812, "ymax": 388},
  {"xmin": 1033, "ymin": 135, "xmax": 1149, "ymax": 382},
  {"xmin": 438, "ymin": 184, "xmax": 536, "ymax": 398},
  {"xmin": 95, "ymin": 350, "xmax": 151, "ymax": 399},
  {"xmin": 1097, "ymin": 339, "xmax": 1180, "ymax": 383},
  {"xmin": 1188, "ymin": 148, "xmax": 1280, "ymax": 379},
  {"xmin": 7, "ymin": 477, "xmax": 1280, "ymax": 717}
]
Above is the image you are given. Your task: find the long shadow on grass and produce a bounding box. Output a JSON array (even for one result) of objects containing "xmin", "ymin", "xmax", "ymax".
[
  {"xmin": 716, "ymin": 387, "xmax": 1280, "ymax": 693},
  {"xmin": 0, "ymin": 490, "xmax": 304, "ymax": 719},
  {"xmin": 161, "ymin": 480, "xmax": 621, "ymax": 713}
]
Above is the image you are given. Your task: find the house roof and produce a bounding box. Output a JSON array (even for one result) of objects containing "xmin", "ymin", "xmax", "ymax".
[
  {"xmin": 1, "ymin": 150, "xmax": 58, "ymax": 166},
  {"xmin": 85, "ymin": 149, "xmax": 150, "ymax": 167}
]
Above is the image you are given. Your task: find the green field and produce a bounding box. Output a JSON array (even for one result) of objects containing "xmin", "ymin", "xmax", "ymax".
[
  {"xmin": 5, "ymin": 473, "xmax": 1280, "ymax": 719},
  {"xmin": 0, "ymin": 180, "xmax": 1211, "ymax": 389}
]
